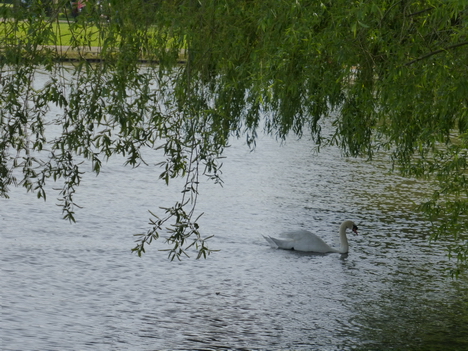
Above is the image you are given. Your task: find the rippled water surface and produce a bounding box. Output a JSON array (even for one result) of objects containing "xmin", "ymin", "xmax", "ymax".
[{"xmin": 2, "ymin": 73, "xmax": 468, "ymax": 351}]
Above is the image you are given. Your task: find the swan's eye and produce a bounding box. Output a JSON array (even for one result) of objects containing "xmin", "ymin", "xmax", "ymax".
[{"xmin": 352, "ymin": 225, "xmax": 358, "ymax": 234}]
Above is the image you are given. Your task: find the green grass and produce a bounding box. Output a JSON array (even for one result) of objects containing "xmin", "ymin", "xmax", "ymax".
[
  {"xmin": 0, "ymin": 20, "xmax": 102, "ymax": 47},
  {"xmin": 0, "ymin": 18, "xmax": 186, "ymax": 61}
]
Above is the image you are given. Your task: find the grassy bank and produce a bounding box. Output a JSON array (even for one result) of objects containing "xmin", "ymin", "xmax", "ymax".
[
  {"xmin": 0, "ymin": 19, "xmax": 186, "ymax": 62},
  {"xmin": 0, "ymin": 20, "xmax": 101, "ymax": 47}
]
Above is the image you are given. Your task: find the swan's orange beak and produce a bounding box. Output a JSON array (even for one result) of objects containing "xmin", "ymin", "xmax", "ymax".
[{"xmin": 352, "ymin": 225, "xmax": 358, "ymax": 235}]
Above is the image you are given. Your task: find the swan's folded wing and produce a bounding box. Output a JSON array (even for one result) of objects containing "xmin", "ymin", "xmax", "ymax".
[
  {"xmin": 265, "ymin": 230, "xmax": 337, "ymax": 252},
  {"xmin": 279, "ymin": 229, "xmax": 314, "ymax": 240},
  {"xmin": 265, "ymin": 236, "xmax": 295, "ymax": 250},
  {"xmin": 279, "ymin": 230, "xmax": 336, "ymax": 252}
]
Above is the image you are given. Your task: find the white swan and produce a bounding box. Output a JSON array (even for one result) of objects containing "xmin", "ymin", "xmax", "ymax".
[{"xmin": 263, "ymin": 220, "xmax": 358, "ymax": 253}]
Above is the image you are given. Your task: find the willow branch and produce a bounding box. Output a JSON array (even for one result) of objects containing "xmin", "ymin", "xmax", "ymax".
[
  {"xmin": 407, "ymin": 7, "xmax": 434, "ymax": 17},
  {"xmin": 405, "ymin": 41, "xmax": 468, "ymax": 66}
]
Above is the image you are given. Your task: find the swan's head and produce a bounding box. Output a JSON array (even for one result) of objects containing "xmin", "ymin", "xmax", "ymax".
[{"xmin": 344, "ymin": 220, "xmax": 358, "ymax": 235}]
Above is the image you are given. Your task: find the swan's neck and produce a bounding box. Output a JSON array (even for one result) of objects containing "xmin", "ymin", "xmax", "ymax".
[{"xmin": 338, "ymin": 222, "xmax": 350, "ymax": 254}]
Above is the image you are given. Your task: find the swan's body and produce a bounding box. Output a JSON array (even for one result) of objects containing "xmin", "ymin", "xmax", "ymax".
[{"xmin": 263, "ymin": 220, "xmax": 358, "ymax": 254}]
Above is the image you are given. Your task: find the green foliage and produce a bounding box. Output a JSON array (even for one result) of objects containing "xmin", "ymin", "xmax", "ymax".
[{"xmin": 1, "ymin": 0, "xmax": 468, "ymax": 267}]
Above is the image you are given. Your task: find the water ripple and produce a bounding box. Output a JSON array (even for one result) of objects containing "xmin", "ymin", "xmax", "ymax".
[{"xmin": 1, "ymin": 95, "xmax": 467, "ymax": 350}]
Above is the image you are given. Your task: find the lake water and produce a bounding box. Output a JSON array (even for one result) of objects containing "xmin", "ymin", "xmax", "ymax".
[{"xmin": 1, "ymin": 71, "xmax": 468, "ymax": 351}]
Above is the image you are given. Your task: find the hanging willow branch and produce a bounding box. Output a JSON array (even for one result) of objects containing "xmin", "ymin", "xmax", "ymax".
[{"xmin": 405, "ymin": 41, "xmax": 468, "ymax": 66}]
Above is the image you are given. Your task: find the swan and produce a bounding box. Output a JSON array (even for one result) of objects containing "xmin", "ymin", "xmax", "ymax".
[{"xmin": 263, "ymin": 220, "xmax": 358, "ymax": 253}]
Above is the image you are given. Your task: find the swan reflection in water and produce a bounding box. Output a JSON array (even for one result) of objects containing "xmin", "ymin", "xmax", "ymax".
[{"xmin": 263, "ymin": 220, "xmax": 358, "ymax": 254}]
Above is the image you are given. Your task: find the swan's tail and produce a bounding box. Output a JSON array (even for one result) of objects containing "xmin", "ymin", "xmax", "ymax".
[{"xmin": 263, "ymin": 235, "xmax": 279, "ymax": 249}]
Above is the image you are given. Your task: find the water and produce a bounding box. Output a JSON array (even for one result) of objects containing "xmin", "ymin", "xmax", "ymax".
[{"xmin": 1, "ymin": 72, "xmax": 468, "ymax": 351}]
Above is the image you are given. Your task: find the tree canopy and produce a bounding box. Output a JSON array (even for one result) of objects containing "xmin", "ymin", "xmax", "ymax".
[{"xmin": 1, "ymin": 0, "xmax": 467, "ymax": 270}]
